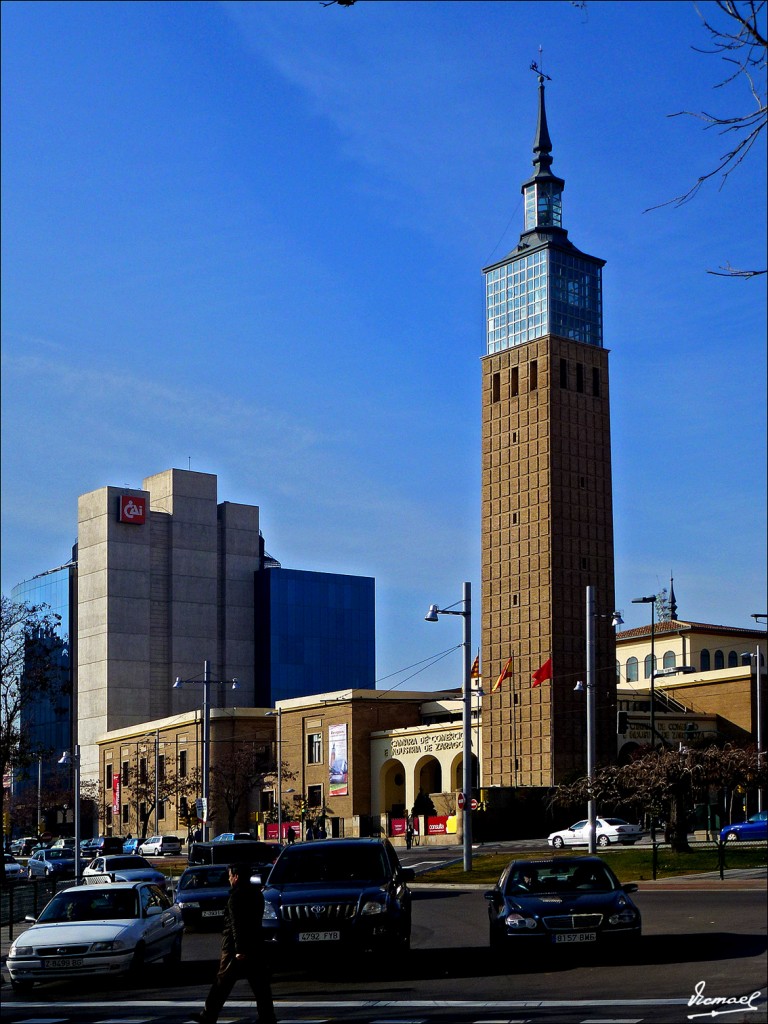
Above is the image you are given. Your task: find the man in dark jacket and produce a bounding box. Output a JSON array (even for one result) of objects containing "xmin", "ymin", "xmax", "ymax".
[{"xmin": 197, "ymin": 863, "xmax": 276, "ymax": 1024}]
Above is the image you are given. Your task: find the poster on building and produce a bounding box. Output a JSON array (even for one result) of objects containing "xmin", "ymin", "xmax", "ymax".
[
  {"xmin": 112, "ymin": 776, "xmax": 120, "ymax": 817},
  {"xmin": 328, "ymin": 723, "xmax": 348, "ymax": 797}
]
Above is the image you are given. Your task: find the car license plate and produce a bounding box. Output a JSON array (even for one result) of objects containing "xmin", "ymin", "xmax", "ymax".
[
  {"xmin": 298, "ymin": 931, "xmax": 340, "ymax": 942},
  {"xmin": 45, "ymin": 957, "xmax": 83, "ymax": 968},
  {"xmin": 202, "ymin": 910, "xmax": 224, "ymax": 917},
  {"xmin": 554, "ymin": 932, "xmax": 596, "ymax": 944}
]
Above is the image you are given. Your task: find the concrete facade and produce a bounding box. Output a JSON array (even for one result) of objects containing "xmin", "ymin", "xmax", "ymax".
[{"xmin": 77, "ymin": 469, "xmax": 261, "ymax": 784}]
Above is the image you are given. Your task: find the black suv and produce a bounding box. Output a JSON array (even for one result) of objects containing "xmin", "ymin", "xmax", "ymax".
[{"xmin": 260, "ymin": 837, "xmax": 414, "ymax": 954}]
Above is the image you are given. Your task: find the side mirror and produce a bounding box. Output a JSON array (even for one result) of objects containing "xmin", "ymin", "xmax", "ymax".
[
  {"xmin": 622, "ymin": 883, "xmax": 638, "ymax": 894},
  {"xmin": 483, "ymin": 891, "xmax": 497, "ymax": 901},
  {"xmin": 401, "ymin": 868, "xmax": 415, "ymax": 883},
  {"xmin": 146, "ymin": 905, "xmax": 163, "ymax": 917}
]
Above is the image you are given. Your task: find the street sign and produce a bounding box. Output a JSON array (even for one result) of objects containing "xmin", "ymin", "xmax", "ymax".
[
  {"xmin": 457, "ymin": 793, "xmax": 465, "ymax": 810},
  {"xmin": 471, "ymin": 798, "xmax": 479, "ymax": 810},
  {"xmin": 195, "ymin": 797, "xmax": 208, "ymax": 822}
]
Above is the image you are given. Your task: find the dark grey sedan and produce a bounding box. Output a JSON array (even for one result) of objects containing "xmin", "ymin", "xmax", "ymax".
[{"xmin": 25, "ymin": 847, "xmax": 76, "ymax": 880}]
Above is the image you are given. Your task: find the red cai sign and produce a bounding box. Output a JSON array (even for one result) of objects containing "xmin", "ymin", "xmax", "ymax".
[
  {"xmin": 119, "ymin": 494, "xmax": 146, "ymax": 524},
  {"xmin": 427, "ymin": 816, "xmax": 449, "ymax": 835}
]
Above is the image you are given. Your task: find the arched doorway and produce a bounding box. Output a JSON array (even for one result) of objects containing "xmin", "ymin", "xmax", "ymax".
[
  {"xmin": 449, "ymin": 752, "xmax": 479, "ymax": 791},
  {"xmin": 415, "ymin": 755, "xmax": 442, "ymax": 799},
  {"xmin": 379, "ymin": 758, "xmax": 407, "ymax": 816}
]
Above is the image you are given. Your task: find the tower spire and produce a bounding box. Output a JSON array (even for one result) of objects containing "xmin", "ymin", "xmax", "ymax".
[{"xmin": 522, "ymin": 66, "xmax": 565, "ymax": 234}]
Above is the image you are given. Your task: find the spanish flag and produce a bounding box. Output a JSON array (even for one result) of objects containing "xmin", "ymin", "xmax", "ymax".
[
  {"xmin": 532, "ymin": 657, "xmax": 552, "ymax": 687},
  {"xmin": 470, "ymin": 653, "xmax": 480, "ymax": 679},
  {"xmin": 491, "ymin": 656, "xmax": 513, "ymax": 693}
]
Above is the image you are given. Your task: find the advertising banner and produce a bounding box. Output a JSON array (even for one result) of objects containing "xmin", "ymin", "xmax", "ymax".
[
  {"xmin": 427, "ymin": 816, "xmax": 449, "ymax": 835},
  {"xmin": 112, "ymin": 776, "xmax": 120, "ymax": 817},
  {"xmin": 390, "ymin": 817, "xmax": 419, "ymax": 837},
  {"xmin": 328, "ymin": 723, "xmax": 349, "ymax": 797}
]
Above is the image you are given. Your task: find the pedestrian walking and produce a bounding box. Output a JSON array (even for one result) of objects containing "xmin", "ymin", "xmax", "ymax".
[
  {"xmin": 196, "ymin": 862, "xmax": 276, "ymax": 1024},
  {"xmin": 405, "ymin": 815, "xmax": 414, "ymax": 850}
]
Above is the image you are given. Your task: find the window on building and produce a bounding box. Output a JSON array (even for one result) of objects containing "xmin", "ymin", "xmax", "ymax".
[
  {"xmin": 616, "ymin": 660, "xmax": 621, "ymax": 678},
  {"xmin": 700, "ymin": 649, "xmax": 711, "ymax": 671},
  {"xmin": 139, "ymin": 801, "xmax": 146, "ymax": 824},
  {"xmin": 560, "ymin": 358, "xmax": 568, "ymax": 388},
  {"xmin": 626, "ymin": 657, "xmax": 638, "ymax": 682},
  {"xmin": 511, "ymin": 367, "xmax": 519, "ymax": 397},
  {"xmin": 663, "ymin": 651, "xmax": 676, "ymax": 670},
  {"xmin": 122, "ymin": 805, "xmax": 129, "ymax": 825},
  {"xmin": 492, "ymin": 372, "xmax": 501, "ymax": 403},
  {"xmin": 139, "ymin": 757, "xmax": 147, "ymax": 784},
  {"xmin": 727, "ymin": 651, "xmax": 738, "ymax": 668},
  {"xmin": 307, "ymin": 733, "xmax": 322, "ymax": 764},
  {"xmin": 122, "ymin": 761, "xmax": 129, "ymax": 785},
  {"xmin": 158, "ymin": 800, "xmax": 165, "ymax": 822},
  {"xmin": 644, "ymin": 654, "xmax": 657, "ymax": 679},
  {"xmin": 714, "ymin": 650, "xmax": 725, "ymax": 670},
  {"xmin": 106, "ymin": 806, "xmax": 112, "ymax": 827},
  {"xmin": 106, "ymin": 763, "xmax": 113, "ymax": 790},
  {"xmin": 576, "ymin": 363, "xmax": 584, "ymax": 393},
  {"xmin": 179, "ymin": 750, "xmax": 187, "ymax": 778},
  {"xmin": 308, "ymin": 785, "xmax": 323, "ymax": 808},
  {"xmin": 529, "ymin": 360, "xmax": 538, "ymax": 391},
  {"xmin": 158, "ymin": 754, "xmax": 165, "ymax": 781}
]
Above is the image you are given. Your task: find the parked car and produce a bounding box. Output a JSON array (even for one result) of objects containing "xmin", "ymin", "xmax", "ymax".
[
  {"xmin": 50, "ymin": 837, "xmax": 77, "ymax": 850},
  {"xmin": 188, "ymin": 840, "xmax": 280, "ymax": 878},
  {"xmin": 547, "ymin": 817, "xmax": 643, "ymax": 849},
  {"xmin": 3, "ymin": 853, "xmax": 24, "ymax": 882},
  {"xmin": 174, "ymin": 864, "xmax": 233, "ymax": 927},
  {"xmin": 485, "ymin": 856, "xmax": 641, "ymax": 954},
  {"xmin": 80, "ymin": 838, "xmax": 100, "ymax": 856},
  {"xmin": 6, "ymin": 880, "xmax": 183, "ymax": 993},
  {"xmin": 91, "ymin": 836, "xmax": 125, "ymax": 856},
  {"xmin": 720, "ymin": 811, "xmax": 768, "ymax": 842},
  {"xmin": 259, "ymin": 837, "xmax": 414, "ymax": 954},
  {"xmin": 123, "ymin": 837, "xmax": 141, "ymax": 856},
  {"xmin": 82, "ymin": 855, "xmax": 169, "ymax": 891},
  {"xmin": 9, "ymin": 837, "xmax": 39, "ymax": 857},
  {"xmin": 212, "ymin": 832, "xmax": 252, "ymax": 843},
  {"xmin": 138, "ymin": 835, "xmax": 182, "ymax": 857},
  {"xmin": 26, "ymin": 848, "xmax": 76, "ymax": 880}
]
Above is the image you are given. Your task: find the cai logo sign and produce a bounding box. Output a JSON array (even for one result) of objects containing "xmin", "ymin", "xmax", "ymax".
[{"xmin": 118, "ymin": 494, "xmax": 146, "ymax": 524}]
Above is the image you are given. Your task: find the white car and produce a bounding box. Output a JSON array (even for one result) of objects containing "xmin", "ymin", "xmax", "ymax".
[
  {"xmin": 6, "ymin": 881, "xmax": 183, "ymax": 993},
  {"xmin": 138, "ymin": 835, "xmax": 182, "ymax": 857},
  {"xmin": 3, "ymin": 853, "xmax": 24, "ymax": 882},
  {"xmin": 82, "ymin": 855, "xmax": 169, "ymax": 891},
  {"xmin": 548, "ymin": 817, "xmax": 643, "ymax": 849}
]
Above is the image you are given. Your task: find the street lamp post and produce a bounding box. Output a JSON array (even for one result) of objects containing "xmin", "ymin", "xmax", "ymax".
[
  {"xmin": 173, "ymin": 660, "xmax": 239, "ymax": 842},
  {"xmin": 58, "ymin": 745, "xmax": 81, "ymax": 881},
  {"xmin": 574, "ymin": 586, "xmax": 623, "ymax": 854},
  {"xmin": 633, "ymin": 594, "xmax": 657, "ymax": 843},
  {"xmin": 425, "ymin": 581, "xmax": 473, "ymax": 872},
  {"xmin": 750, "ymin": 613, "xmax": 766, "ymax": 812},
  {"xmin": 266, "ymin": 707, "xmax": 283, "ymax": 843}
]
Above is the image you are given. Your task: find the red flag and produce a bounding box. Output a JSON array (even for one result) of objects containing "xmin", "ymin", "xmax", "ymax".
[
  {"xmin": 491, "ymin": 657, "xmax": 513, "ymax": 693},
  {"xmin": 532, "ymin": 657, "xmax": 552, "ymax": 687},
  {"xmin": 470, "ymin": 653, "xmax": 480, "ymax": 679}
]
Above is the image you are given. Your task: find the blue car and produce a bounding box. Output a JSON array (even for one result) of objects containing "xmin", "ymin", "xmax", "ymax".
[
  {"xmin": 174, "ymin": 864, "xmax": 232, "ymax": 928},
  {"xmin": 123, "ymin": 838, "xmax": 141, "ymax": 855},
  {"xmin": 720, "ymin": 811, "xmax": 767, "ymax": 842},
  {"xmin": 26, "ymin": 848, "xmax": 76, "ymax": 880}
]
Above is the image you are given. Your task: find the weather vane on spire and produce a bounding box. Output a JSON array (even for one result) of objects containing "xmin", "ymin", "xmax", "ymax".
[{"xmin": 530, "ymin": 45, "xmax": 552, "ymax": 82}]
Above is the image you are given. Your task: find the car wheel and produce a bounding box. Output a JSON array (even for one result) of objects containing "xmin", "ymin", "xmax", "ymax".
[
  {"xmin": 10, "ymin": 978, "xmax": 34, "ymax": 995},
  {"xmin": 164, "ymin": 934, "xmax": 183, "ymax": 967},
  {"xmin": 597, "ymin": 835, "xmax": 610, "ymax": 847},
  {"xmin": 724, "ymin": 831, "xmax": 739, "ymax": 842},
  {"xmin": 552, "ymin": 836, "xmax": 564, "ymax": 849},
  {"xmin": 129, "ymin": 942, "xmax": 146, "ymax": 977}
]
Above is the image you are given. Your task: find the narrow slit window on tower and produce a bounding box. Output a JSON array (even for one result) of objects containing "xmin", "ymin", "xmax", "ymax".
[
  {"xmin": 492, "ymin": 371, "xmax": 501, "ymax": 403},
  {"xmin": 560, "ymin": 358, "xmax": 568, "ymax": 389},
  {"xmin": 511, "ymin": 366, "xmax": 519, "ymax": 397},
  {"xmin": 576, "ymin": 363, "xmax": 584, "ymax": 393},
  {"xmin": 512, "ymin": 594, "xmax": 519, "ymax": 606},
  {"xmin": 512, "ymin": 512, "xmax": 518, "ymax": 525},
  {"xmin": 529, "ymin": 360, "xmax": 538, "ymax": 391},
  {"xmin": 592, "ymin": 366, "xmax": 600, "ymax": 396}
]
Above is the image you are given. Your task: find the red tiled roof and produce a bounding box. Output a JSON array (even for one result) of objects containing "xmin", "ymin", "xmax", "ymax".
[{"xmin": 617, "ymin": 619, "xmax": 766, "ymax": 641}]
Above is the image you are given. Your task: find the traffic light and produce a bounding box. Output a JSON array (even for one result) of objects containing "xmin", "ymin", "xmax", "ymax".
[{"xmin": 617, "ymin": 711, "xmax": 629, "ymax": 734}]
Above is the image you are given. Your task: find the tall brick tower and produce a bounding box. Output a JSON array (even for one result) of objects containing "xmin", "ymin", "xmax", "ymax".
[{"xmin": 481, "ymin": 75, "xmax": 617, "ymax": 789}]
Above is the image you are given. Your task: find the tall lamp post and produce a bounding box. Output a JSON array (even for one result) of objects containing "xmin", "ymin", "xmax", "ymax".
[
  {"xmin": 173, "ymin": 660, "xmax": 238, "ymax": 842},
  {"xmin": 574, "ymin": 586, "xmax": 623, "ymax": 854},
  {"xmin": 632, "ymin": 594, "xmax": 657, "ymax": 845},
  {"xmin": 425, "ymin": 581, "xmax": 472, "ymax": 872},
  {"xmin": 266, "ymin": 707, "xmax": 283, "ymax": 842},
  {"xmin": 58, "ymin": 745, "xmax": 81, "ymax": 881},
  {"xmin": 751, "ymin": 613, "xmax": 767, "ymax": 812}
]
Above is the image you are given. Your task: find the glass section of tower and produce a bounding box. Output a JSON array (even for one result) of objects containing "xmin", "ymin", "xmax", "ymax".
[
  {"xmin": 524, "ymin": 181, "xmax": 562, "ymax": 231},
  {"xmin": 486, "ymin": 248, "xmax": 602, "ymax": 353}
]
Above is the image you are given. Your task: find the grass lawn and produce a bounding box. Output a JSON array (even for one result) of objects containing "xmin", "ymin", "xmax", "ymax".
[{"xmin": 418, "ymin": 843, "xmax": 767, "ymax": 886}]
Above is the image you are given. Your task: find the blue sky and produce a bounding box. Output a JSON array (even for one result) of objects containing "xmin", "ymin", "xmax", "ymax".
[{"xmin": 2, "ymin": 0, "xmax": 766, "ymax": 691}]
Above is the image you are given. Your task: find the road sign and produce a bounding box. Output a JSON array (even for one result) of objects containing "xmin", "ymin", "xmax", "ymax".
[
  {"xmin": 457, "ymin": 793, "xmax": 465, "ymax": 810},
  {"xmin": 195, "ymin": 797, "xmax": 208, "ymax": 822},
  {"xmin": 471, "ymin": 798, "xmax": 479, "ymax": 810}
]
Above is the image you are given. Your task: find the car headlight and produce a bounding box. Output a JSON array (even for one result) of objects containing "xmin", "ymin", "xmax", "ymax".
[
  {"xmin": 262, "ymin": 902, "xmax": 278, "ymax": 921},
  {"xmin": 9, "ymin": 944, "xmax": 33, "ymax": 957},
  {"xmin": 361, "ymin": 901, "xmax": 385, "ymax": 916},
  {"xmin": 608, "ymin": 907, "xmax": 638, "ymax": 925},
  {"xmin": 505, "ymin": 912, "xmax": 538, "ymax": 930},
  {"xmin": 91, "ymin": 940, "xmax": 126, "ymax": 952}
]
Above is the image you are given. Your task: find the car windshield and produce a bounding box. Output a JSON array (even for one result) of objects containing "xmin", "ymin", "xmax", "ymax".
[
  {"xmin": 38, "ymin": 889, "xmax": 139, "ymax": 922},
  {"xmin": 106, "ymin": 856, "xmax": 153, "ymax": 870},
  {"xmin": 603, "ymin": 818, "xmax": 628, "ymax": 826},
  {"xmin": 180, "ymin": 868, "xmax": 230, "ymax": 890},
  {"xmin": 269, "ymin": 845, "xmax": 389, "ymax": 885},
  {"xmin": 505, "ymin": 862, "xmax": 619, "ymax": 895},
  {"xmin": 47, "ymin": 849, "xmax": 74, "ymax": 860}
]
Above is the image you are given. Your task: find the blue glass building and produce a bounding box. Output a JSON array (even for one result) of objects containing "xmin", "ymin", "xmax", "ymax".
[{"xmin": 255, "ymin": 566, "xmax": 375, "ymax": 705}]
